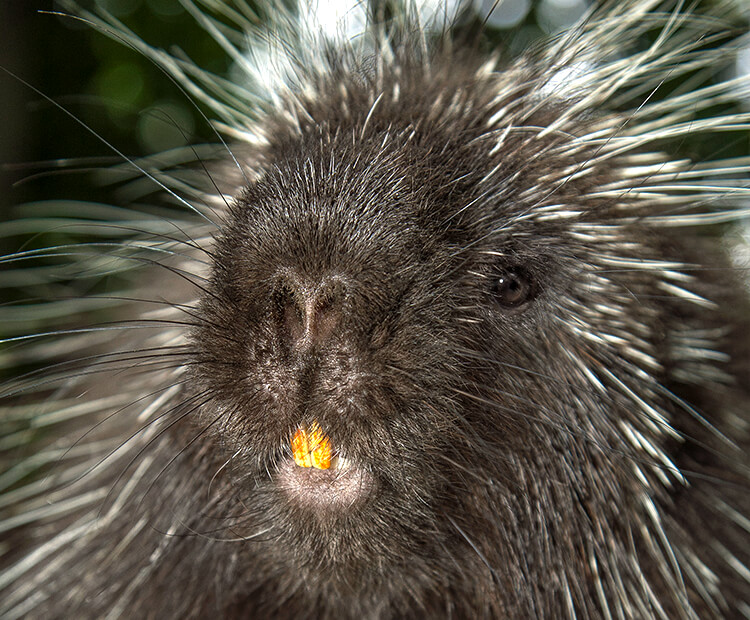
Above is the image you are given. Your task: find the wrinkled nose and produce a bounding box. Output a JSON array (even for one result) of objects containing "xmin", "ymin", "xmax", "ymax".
[{"xmin": 274, "ymin": 276, "xmax": 347, "ymax": 350}]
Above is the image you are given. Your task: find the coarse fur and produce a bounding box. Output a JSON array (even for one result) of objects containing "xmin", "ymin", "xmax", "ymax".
[{"xmin": 1, "ymin": 0, "xmax": 750, "ymax": 618}]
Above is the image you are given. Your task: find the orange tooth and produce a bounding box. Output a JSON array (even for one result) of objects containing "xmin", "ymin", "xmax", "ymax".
[
  {"xmin": 292, "ymin": 428, "xmax": 312, "ymax": 468},
  {"xmin": 291, "ymin": 422, "xmax": 332, "ymax": 469}
]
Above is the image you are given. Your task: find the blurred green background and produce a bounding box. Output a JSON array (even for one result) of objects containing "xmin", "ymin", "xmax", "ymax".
[{"xmin": 1, "ymin": 0, "xmax": 235, "ymax": 215}]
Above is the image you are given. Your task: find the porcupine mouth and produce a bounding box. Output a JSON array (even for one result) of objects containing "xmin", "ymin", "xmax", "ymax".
[
  {"xmin": 277, "ymin": 459, "xmax": 373, "ymax": 509},
  {"xmin": 277, "ymin": 423, "xmax": 374, "ymax": 509}
]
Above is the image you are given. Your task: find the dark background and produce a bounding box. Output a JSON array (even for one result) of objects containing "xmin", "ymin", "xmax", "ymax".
[{"xmin": 1, "ymin": 0, "xmax": 235, "ymax": 214}]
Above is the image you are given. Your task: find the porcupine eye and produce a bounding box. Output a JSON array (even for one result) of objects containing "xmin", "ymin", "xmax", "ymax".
[{"xmin": 493, "ymin": 267, "xmax": 533, "ymax": 308}]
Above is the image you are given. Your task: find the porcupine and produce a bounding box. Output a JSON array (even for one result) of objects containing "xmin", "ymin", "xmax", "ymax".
[{"xmin": 1, "ymin": 0, "xmax": 749, "ymax": 618}]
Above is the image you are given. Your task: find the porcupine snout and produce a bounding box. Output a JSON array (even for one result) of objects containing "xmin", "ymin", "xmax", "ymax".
[{"xmin": 272, "ymin": 274, "xmax": 349, "ymax": 353}]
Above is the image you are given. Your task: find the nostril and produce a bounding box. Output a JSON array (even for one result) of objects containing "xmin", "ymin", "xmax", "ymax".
[
  {"xmin": 274, "ymin": 277, "xmax": 346, "ymax": 349},
  {"xmin": 313, "ymin": 287, "xmax": 343, "ymax": 344},
  {"xmin": 282, "ymin": 296, "xmax": 306, "ymax": 343}
]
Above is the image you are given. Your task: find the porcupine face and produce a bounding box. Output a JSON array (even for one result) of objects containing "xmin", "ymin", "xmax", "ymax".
[{"xmin": 189, "ymin": 59, "xmax": 694, "ymax": 612}]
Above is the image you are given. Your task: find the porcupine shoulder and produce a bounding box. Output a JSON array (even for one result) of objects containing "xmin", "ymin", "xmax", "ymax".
[{"xmin": 1, "ymin": 1, "xmax": 749, "ymax": 618}]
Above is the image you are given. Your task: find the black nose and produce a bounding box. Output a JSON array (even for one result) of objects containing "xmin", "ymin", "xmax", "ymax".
[{"xmin": 274, "ymin": 276, "xmax": 347, "ymax": 350}]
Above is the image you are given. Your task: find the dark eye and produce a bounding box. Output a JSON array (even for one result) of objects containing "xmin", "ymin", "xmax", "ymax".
[{"xmin": 493, "ymin": 268, "xmax": 533, "ymax": 308}]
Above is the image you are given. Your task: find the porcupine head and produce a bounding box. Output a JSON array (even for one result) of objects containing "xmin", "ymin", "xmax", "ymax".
[{"xmin": 1, "ymin": 1, "xmax": 750, "ymax": 619}]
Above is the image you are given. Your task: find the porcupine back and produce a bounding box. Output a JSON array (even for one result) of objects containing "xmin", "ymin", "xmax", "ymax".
[{"xmin": 1, "ymin": 1, "xmax": 749, "ymax": 618}]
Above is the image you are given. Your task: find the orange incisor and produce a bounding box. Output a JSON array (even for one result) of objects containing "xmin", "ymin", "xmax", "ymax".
[{"xmin": 292, "ymin": 422, "xmax": 332, "ymax": 469}]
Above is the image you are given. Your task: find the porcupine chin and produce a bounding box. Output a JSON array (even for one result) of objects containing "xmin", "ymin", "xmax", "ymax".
[{"xmin": 1, "ymin": 0, "xmax": 750, "ymax": 618}]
